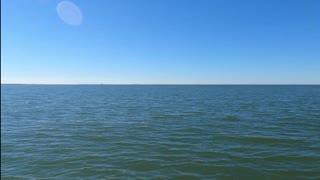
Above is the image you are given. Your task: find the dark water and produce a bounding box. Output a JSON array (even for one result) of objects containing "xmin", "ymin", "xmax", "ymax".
[{"xmin": 1, "ymin": 85, "xmax": 320, "ymax": 179}]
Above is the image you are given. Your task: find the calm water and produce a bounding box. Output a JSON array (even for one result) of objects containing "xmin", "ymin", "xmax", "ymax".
[{"xmin": 1, "ymin": 85, "xmax": 320, "ymax": 179}]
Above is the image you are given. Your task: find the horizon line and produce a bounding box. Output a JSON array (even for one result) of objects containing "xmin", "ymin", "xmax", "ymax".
[{"xmin": 1, "ymin": 83, "xmax": 320, "ymax": 86}]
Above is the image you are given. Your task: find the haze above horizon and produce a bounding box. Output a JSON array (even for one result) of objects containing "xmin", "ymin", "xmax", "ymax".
[{"xmin": 2, "ymin": 0, "xmax": 320, "ymax": 84}]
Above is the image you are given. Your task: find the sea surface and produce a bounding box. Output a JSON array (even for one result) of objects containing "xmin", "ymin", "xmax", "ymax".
[{"xmin": 1, "ymin": 85, "xmax": 320, "ymax": 179}]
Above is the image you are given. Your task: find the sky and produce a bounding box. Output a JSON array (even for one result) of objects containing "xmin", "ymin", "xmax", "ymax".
[{"xmin": 2, "ymin": 0, "xmax": 320, "ymax": 84}]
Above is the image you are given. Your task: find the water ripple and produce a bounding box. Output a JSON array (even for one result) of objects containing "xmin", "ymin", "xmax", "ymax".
[{"xmin": 2, "ymin": 85, "xmax": 320, "ymax": 179}]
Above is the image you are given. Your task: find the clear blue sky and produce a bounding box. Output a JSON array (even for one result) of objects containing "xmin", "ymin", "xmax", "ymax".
[{"xmin": 2, "ymin": 0, "xmax": 320, "ymax": 84}]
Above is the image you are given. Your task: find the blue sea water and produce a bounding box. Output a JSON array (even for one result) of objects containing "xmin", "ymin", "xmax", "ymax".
[{"xmin": 1, "ymin": 85, "xmax": 320, "ymax": 179}]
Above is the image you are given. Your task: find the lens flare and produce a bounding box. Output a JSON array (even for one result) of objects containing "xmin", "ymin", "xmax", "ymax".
[{"xmin": 56, "ymin": 1, "xmax": 83, "ymax": 25}]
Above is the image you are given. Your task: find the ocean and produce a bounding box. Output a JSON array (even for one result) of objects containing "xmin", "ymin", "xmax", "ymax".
[{"xmin": 1, "ymin": 85, "xmax": 320, "ymax": 179}]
